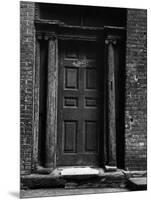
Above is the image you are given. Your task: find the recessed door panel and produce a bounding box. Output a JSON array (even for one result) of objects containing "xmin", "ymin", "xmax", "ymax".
[
  {"xmin": 85, "ymin": 121, "xmax": 98, "ymax": 152},
  {"xmin": 64, "ymin": 97, "xmax": 78, "ymax": 107},
  {"xmin": 65, "ymin": 67, "xmax": 79, "ymax": 89},
  {"xmin": 86, "ymin": 68, "xmax": 97, "ymax": 89},
  {"xmin": 63, "ymin": 120, "xmax": 77, "ymax": 153},
  {"xmin": 85, "ymin": 97, "xmax": 97, "ymax": 108}
]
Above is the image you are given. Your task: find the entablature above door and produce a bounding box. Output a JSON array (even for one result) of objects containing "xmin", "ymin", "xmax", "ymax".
[{"xmin": 35, "ymin": 19, "xmax": 126, "ymax": 44}]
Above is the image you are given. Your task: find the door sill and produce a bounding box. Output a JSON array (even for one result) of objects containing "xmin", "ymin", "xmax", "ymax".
[{"xmin": 53, "ymin": 166, "xmax": 102, "ymax": 176}]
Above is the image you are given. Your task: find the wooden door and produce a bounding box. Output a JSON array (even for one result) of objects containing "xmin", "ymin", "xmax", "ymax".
[{"xmin": 57, "ymin": 38, "xmax": 104, "ymax": 166}]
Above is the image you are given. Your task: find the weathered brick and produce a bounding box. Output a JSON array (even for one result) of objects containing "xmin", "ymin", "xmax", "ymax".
[
  {"xmin": 125, "ymin": 9, "xmax": 147, "ymax": 171},
  {"xmin": 20, "ymin": 1, "xmax": 35, "ymax": 175}
]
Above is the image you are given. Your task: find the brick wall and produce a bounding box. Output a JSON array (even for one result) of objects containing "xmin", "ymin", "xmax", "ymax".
[
  {"xmin": 125, "ymin": 9, "xmax": 147, "ymax": 170},
  {"xmin": 20, "ymin": 3, "xmax": 147, "ymax": 175},
  {"xmin": 20, "ymin": 1, "xmax": 35, "ymax": 175}
]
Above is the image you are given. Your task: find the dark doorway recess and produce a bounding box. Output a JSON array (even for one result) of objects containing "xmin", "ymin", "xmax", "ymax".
[
  {"xmin": 116, "ymin": 36, "xmax": 126, "ymax": 169},
  {"xmin": 38, "ymin": 40, "xmax": 48, "ymax": 167}
]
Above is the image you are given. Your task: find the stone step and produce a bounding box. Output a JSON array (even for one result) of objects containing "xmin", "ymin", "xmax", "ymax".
[
  {"xmin": 21, "ymin": 168, "xmax": 147, "ymax": 190},
  {"xmin": 60, "ymin": 167, "xmax": 100, "ymax": 176},
  {"xmin": 21, "ymin": 169, "xmax": 127, "ymax": 189},
  {"xmin": 127, "ymin": 177, "xmax": 147, "ymax": 191}
]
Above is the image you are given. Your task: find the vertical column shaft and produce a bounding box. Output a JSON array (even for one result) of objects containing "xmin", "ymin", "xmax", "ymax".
[
  {"xmin": 33, "ymin": 39, "xmax": 41, "ymax": 170},
  {"xmin": 105, "ymin": 38, "xmax": 117, "ymax": 168},
  {"xmin": 45, "ymin": 36, "xmax": 58, "ymax": 168}
]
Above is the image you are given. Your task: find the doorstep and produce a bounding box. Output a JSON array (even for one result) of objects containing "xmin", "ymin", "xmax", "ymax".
[{"xmin": 21, "ymin": 167, "xmax": 127, "ymax": 190}]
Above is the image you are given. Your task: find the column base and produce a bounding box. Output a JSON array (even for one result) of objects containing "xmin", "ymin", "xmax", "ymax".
[{"xmin": 105, "ymin": 165, "xmax": 117, "ymax": 172}]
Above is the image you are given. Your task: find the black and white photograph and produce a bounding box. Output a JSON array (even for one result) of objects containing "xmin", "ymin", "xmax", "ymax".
[
  {"xmin": 1, "ymin": 0, "xmax": 150, "ymax": 199},
  {"xmin": 19, "ymin": 1, "xmax": 147, "ymax": 198}
]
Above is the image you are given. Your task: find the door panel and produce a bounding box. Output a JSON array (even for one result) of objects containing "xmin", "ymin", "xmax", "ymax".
[
  {"xmin": 57, "ymin": 38, "xmax": 104, "ymax": 166},
  {"xmin": 86, "ymin": 68, "xmax": 97, "ymax": 89},
  {"xmin": 65, "ymin": 67, "xmax": 79, "ymax": 89},
  {"xmin": 63, "ymin": 120, "xmax": 77, "ymax": 153},
  {"xmin": 85, "ymin": 121, "xmax": 98, "ymax": 152}
]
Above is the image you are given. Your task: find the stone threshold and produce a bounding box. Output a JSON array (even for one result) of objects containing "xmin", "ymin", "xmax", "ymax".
[
  {"xmin": 56, "ymin": 166, "xmax": 100, "ymax": 176},
  {"xmin": 21, "ymin": 167, "xmax": 127, "ymax": 190},
  {"xmin": 21, "ymin": 167, "xmax": 147, "ymax": 191}
]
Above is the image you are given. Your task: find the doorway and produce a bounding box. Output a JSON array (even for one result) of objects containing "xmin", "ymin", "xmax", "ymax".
[{"xmin": 57, "ymin": 38, "xmax": 105, "ymax": 166}]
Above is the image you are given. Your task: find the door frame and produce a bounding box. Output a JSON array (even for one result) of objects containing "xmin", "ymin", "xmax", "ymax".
[{"xmin": 32, "ymin": 21, "xmax": 125, "ymax": 173}]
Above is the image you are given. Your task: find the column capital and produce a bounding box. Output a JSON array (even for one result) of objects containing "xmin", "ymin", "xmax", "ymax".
[
  {"xmin": 48, "ymin": 34, "xmax": 57, "ymax": 41},
  {"xmin": 36, "ymin": 32, "xmax": 57, "ymax": 41},
  {"xmin": 105, "ymin": 35, "xmax": 122, "ymax": 45},
  {"xmin": 105, "ymin": 38, "xmax": 117, "ymax": 45}
]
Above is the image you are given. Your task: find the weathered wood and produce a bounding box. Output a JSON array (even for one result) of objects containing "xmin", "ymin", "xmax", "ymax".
[
  {"xmin": 45, "ymin": 36, "xmax": 58, "ymax": 168},
  {"xmin": 105, "ymin": 37, "xmax": 117, "ymax": 167},
  {"xmin": 33, "ymin": 39, "xmax": 41, "ymax": 170}
]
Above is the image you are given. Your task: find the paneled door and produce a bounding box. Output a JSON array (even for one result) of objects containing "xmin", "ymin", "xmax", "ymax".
[{"xmin": 57, "ymin": 38, "xmax": 104, "ymax": 166}]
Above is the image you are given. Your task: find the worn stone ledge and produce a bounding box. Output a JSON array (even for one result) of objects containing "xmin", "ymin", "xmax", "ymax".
[
  {"xmin": 121, "ymin": 170, "xmax": 147, "ymax": 178},
  {"xmin": 21, "ymin": 176, "xmax": 65, "ymax": 189},
  {"xmin": 21, "ymin": 168, "xmax": 127, "ymax": 190},
  {"xmin": 21, "ymin": 168, "xmax": 147, "ymax": 190},
  {"xmin": 121, "ymin": 170, "xmax": 147, "ymax": 191},
  {"xmin": 127, "ymin": 177, "xmax": 147, "ymax": 191}
]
